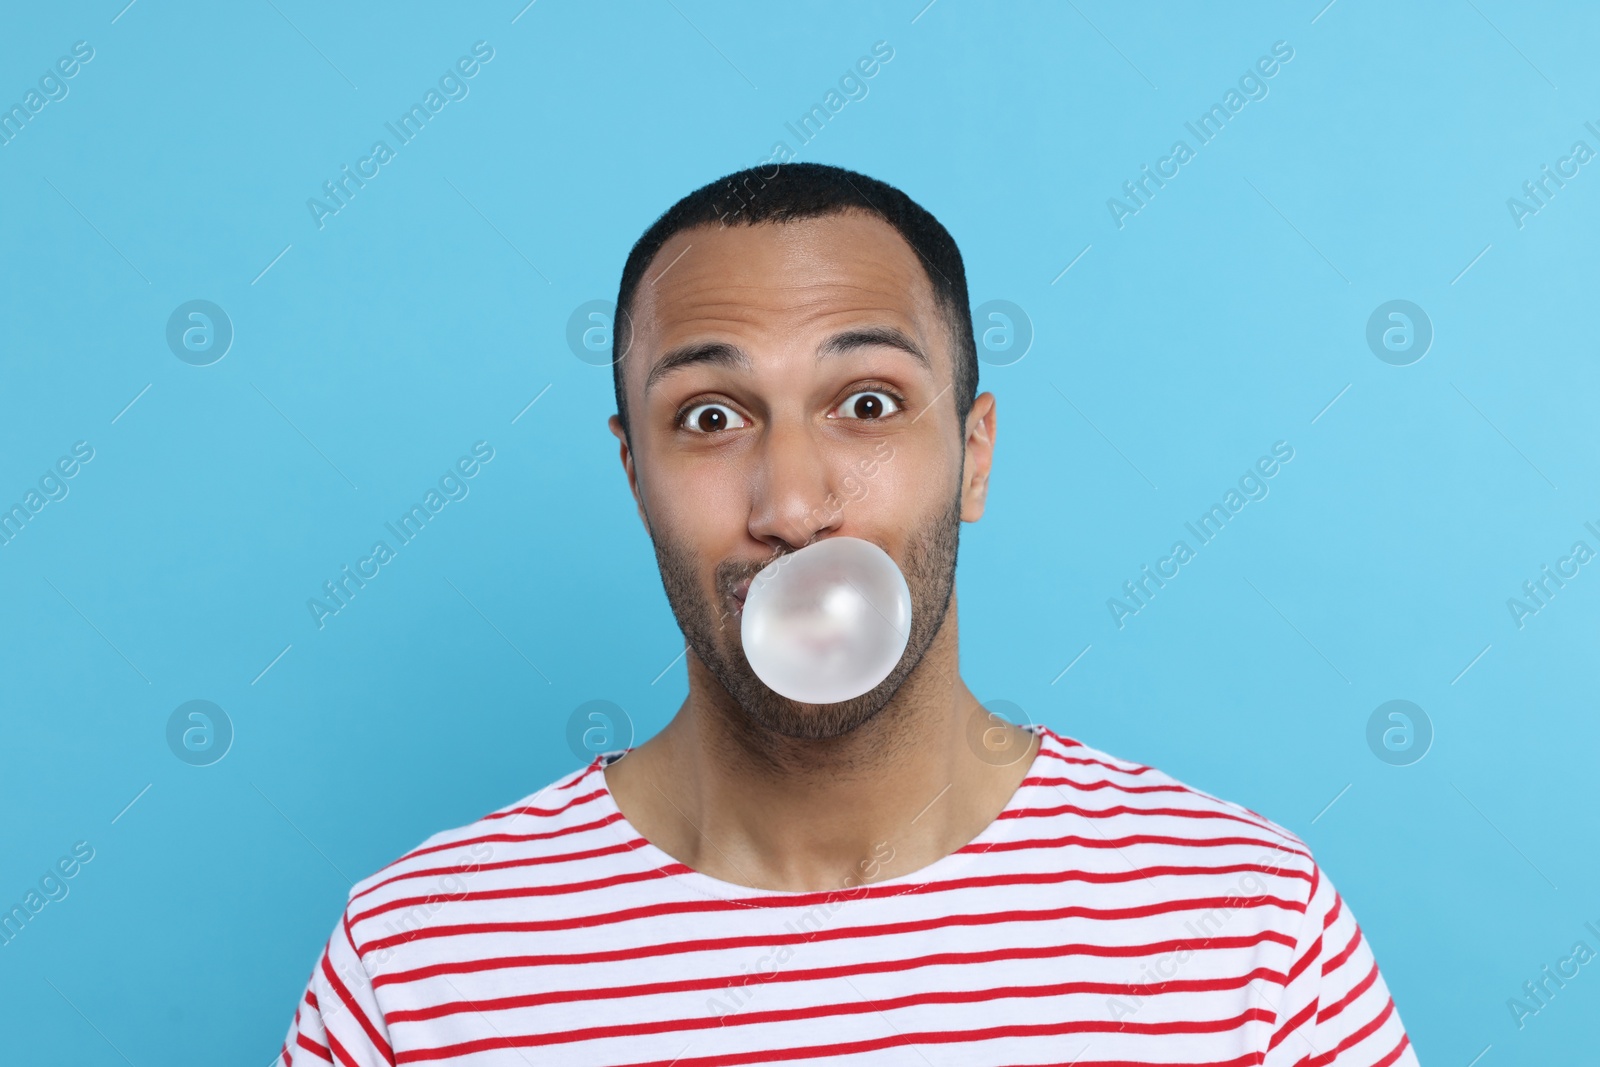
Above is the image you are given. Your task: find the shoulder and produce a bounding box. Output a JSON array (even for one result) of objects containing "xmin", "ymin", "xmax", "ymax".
[
  {"xmin": 1029, "ymin": 724, "xmax": 1317, "ymax": 879},
  {"xmin": 356, "ymin": 753, "xmax": 620, "ymax": 899},
  {"xmin": 334, "ymin": 755, "xmax": 620, "ymax": 966}
]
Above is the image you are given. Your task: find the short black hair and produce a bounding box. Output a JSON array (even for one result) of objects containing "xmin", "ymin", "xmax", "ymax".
[{"xmin": 611, "ymin": 161, "xmax": 977, "ymax": 442}]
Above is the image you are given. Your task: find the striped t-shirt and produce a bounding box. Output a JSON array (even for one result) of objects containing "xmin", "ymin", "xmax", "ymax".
[{"xmin": 277, "ymin": 724, "xmax": 1419, "ymax": 1066}]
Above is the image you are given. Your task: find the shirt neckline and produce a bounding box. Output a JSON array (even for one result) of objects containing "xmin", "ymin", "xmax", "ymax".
[{"xmin": 592, "ymin": 723, "xmax": 1051, "ymax": 905}]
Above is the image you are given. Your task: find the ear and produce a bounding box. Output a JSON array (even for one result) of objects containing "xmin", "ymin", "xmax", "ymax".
[
  {"xmin": 609, "ymin": 414, "xmax": 651, "ymax": 535},
  {"xmin": 959, "ymin": 392, "xmax": 997, "ymax": 523}
]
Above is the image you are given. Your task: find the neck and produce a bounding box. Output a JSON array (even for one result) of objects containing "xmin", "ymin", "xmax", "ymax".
[{"xmin": 603, "ymin": 590, "xmax": 1040, "ymax": 892}]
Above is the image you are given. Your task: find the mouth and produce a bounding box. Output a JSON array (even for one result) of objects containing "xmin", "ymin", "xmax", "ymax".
[{"xmin": 731, "ymin": 577, "xmax": 752, "ymax": 615}]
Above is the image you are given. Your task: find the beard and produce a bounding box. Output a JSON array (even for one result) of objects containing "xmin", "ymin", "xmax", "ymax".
[{"xmin": 649, "ymin": 488, "xmax": 962, "ymax": 743}]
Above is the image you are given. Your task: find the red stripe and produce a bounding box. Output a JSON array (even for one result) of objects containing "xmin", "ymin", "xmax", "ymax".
[
  {"xmin": 1318, "ymin": 959, "xmax": 1379, "ymax": 1024},
  {"xmin": 324, "ymin": 1030, "xmax": 361, "ymax": 1067},
  {"xmin": 1268, "ymin": 997, "xmax": 1315, "ymax": 1052},
  {"xmin": 323, "ymin": 929, "xmax": 394, "ymax": 1065},
  {"xmin": 554, "ymin": 758, "xmax": 605, "ymax": 791},
  {"xmin": 348, "ymin": 838, "xmax": 652, "ymax": 924},
  {"xmin": 396, "ymin": 973, "xmax": 1285, "ymax": 1044},
  {"xmin": 280, "ymin": 1006, "xmax": 299, "ymax": 1067},
  {"xmin": 1003, "ymin": 1059, "xmax": 1261, "ymax": 1067},
  {"xmin": 356, "ymin": 856, "xmax": 1308, "ymax": 957},
  {"xmin": 1318, "ymin": 997, "xmax": 1398, "ymax": 1066},
  {"xmin": 356, "ymin": 858, "xmax": 1306, "ymax": 940},
  {"xmin": 1369, "ymin": 1032, "xmax": 1412, "ymax": 1067},
  {"xmin": 370, "ymin": 895, "xmax": 1299, "ymax": 987},
  {"xmin": 388, "ymin": 935, "xmax": 1289, "ymax": 1021},
  {"xmin": 980, "ymin": 831, "xmax": 1310, "ymax": 862},
  {"xmin": 350, "ymin": 812, "xmax": 629, "ymax": 902},
  {"xmin": 483, "ymin": 786, "xmax": 606, "ymax": 821},
  {"xmin": 1287, "ymin": 933, "xmax": 1322, "ymax": 985},
  {"xmin": 999, "ymin": 801, "xmax": 1282, "ymax": 832},
  {"xmin": 1033, "ymin": 774, "xmax": 1202, "ymax": 796},
  {"xmin": 296, "ymin": 1033, "xmax": 334, "ymax": 1064},
  {"xmin": 1035, "ymin": 757, "xmax": 1285, "ymax": 838},
  {"xmin": 1038, "ymin": 726, "xmax": 1086, "ymax": 750},
  {"xmin": 1037, "ymin": 746, "xmax": 1151, "ymax": 775},
  {"xmin": 1322, "ymin": 923, "xmax": 1363, "ymax": 976},
  {"xmin": 356, "ymin": 790, "xmax": 602, "ymax": 884},
  {"xmin": 1323, "ymin": 891, "xmax": 1343, "ymax": 931},
  {"xmin": 396, "ymin": 1006, "xmax": 1278, "ymax": 1064},
  {"xmin": 357, "ymin": 864, "xmax": 684, "ymax": 944}
]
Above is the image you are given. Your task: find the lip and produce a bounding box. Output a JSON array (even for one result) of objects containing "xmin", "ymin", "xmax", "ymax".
[{"xmin": 731, "ymin": 578, "xmax": 751, "ymax": 613}]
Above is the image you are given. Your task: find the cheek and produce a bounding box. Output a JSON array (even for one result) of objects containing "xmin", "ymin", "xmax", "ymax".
[
  {"xmin": 650, "ymin": 458, "xmax": 746, "ymax": 529},
  {"xmin": 644, "ymin": 459, "xmax": 753, "ymax": 588},
  {"xmin": 861, "ymin": 440, "xmax": 949, "ymax": 509}
]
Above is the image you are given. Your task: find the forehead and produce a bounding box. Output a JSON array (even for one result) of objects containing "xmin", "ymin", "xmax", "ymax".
[{"xmin": 624, "ymin": 210, "xmax": 944, "ymax": 391}]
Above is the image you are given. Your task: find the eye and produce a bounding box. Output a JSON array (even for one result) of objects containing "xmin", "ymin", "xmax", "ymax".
[
  {"xmin": 832, "ymin": 389, "xmax": 903, "ymax": 421},
  {"xmin": 678, "ymin": 401, "xmax": 749, "ymax": 434}
]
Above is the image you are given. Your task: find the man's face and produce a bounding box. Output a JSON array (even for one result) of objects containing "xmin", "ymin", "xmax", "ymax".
[{"xmin": 608, "ymin": 209, "xmax": 994, "ymax": 740}]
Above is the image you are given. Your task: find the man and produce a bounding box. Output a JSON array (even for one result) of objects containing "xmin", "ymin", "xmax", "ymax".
[{"xmin": 278, "ymin": 163, "xmax": 1419, "ymax": 1066}]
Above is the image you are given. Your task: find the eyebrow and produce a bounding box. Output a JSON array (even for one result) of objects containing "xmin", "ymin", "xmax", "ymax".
[{"xmin": 642, "ymin": 325, "xmax": 932, "ymax": 397}]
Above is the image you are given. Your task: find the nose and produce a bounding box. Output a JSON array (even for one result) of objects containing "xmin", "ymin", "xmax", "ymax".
[{"xmin": 746, "ymin": 418, "xmax": 845, "ymax": 554}]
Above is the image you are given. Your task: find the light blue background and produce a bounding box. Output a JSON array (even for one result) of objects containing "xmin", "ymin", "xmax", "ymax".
[{"xmin": 2, "ymin": 1, "xmax": 1596, "ymax": 1062}]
